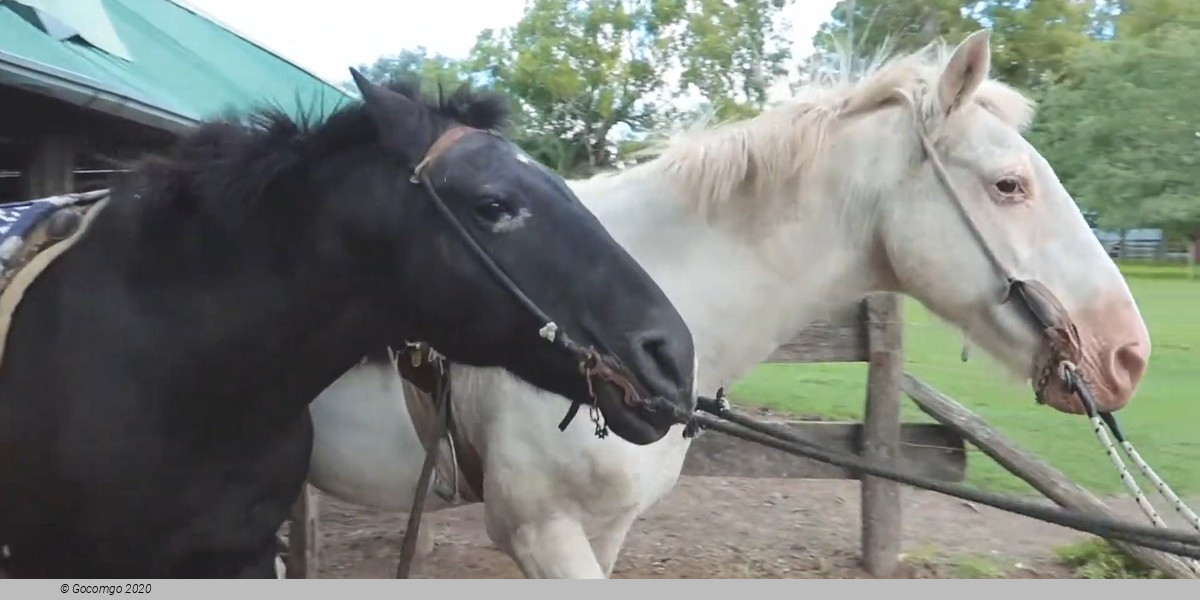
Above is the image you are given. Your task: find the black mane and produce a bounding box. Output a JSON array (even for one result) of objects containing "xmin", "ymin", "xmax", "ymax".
[{"xmin": 116, "ymin": 78, "xmax": 511, "ymax": 221}]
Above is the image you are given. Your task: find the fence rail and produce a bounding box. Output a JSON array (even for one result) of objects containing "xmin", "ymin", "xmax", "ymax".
[{"xmin": 283, "ymin": 291, "xmax": 1197, "ymax": 579}]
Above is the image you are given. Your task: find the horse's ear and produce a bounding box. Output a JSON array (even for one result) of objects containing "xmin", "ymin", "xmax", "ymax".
[
  {"xmin": 937, "ymin": 30, "xmax": 991, "ymax": 118},
  {"xmin": 349, "ymin": 67, "xmax": 427, "ymax": 163}
]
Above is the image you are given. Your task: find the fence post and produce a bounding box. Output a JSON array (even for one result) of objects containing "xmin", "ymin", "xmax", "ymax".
[
  {"xmin": 861, "ymin": 293, "xmax": 904, "ymax": 577},
  {"xmin": 20, "ymin": 133, "xmax": 75, "ymax": 199},
  {"xmin": 286, "ymin": 483, "xmax": 320, "ymax": 578}
]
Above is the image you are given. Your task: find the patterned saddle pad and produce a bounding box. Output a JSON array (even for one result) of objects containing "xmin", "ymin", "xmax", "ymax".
[
  {"xmin": 0, "ymin": 189, "xmax": 111, "ymax": 364},
  {"xmin": 0, "ymin": 191, "xmax": 108, "ymax": 279}
]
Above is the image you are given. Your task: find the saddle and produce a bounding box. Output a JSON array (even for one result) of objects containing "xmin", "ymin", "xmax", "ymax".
[
  {"xmin": 394, "ymin": 343, "xmax": 485, "ymax": 504},
  {"xmin": 0, "ymin": 190, "xmax": 110, "ymax": 366}
]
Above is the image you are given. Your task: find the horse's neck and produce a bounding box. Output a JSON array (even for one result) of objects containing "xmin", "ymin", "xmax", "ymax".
[
  {"xmin": 577, "ymin": 173, "xmax": 880, "ymax": 392},
  {"xmin": 55, "ymin": 204, "xmax": 377, "ymax": 412}
]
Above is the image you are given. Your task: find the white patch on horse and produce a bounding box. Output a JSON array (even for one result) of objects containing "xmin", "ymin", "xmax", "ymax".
[
  {"xmin": 515, "ymin": 151, "xmax": 533, "ymax": 165},
  {"xmin": 491, "ymin": 207, "xmax": 531, "ymax": 233}
]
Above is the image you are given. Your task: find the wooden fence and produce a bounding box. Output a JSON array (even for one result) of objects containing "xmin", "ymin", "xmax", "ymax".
[
  {"xmin": 283, "ymin": 292, "xmax": 967, "ymax": 577},
  {"xmin": 682, "ymin": 292, "xmax": 1194, "ymax": 578},
  {"xmin": 680, "ymin": 292, "xmax": 966, "ymax": 576},
  {"xmin": 283, "ymin": 291, "xmax": 1196, "ymax": 578}
]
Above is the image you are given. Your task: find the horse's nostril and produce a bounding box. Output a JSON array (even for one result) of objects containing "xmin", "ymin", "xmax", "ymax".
[
  {"xmin": 1108, "ymin": 341, "xmax": 1148, "ymax": 397},
  {"xmin": 633, "ymin": 332, "xmax": 683, "ymax": 391}
]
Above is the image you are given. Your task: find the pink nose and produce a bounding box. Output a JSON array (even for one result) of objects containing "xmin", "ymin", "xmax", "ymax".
[{"xmin": 1098, "ymin": 340, "xmax": 1149, "ymax": 410}]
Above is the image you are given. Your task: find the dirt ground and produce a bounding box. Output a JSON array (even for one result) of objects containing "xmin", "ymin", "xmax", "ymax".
[{"xmin": 298, "ymin": 476, "xmax": 1179, "ymax": 579}]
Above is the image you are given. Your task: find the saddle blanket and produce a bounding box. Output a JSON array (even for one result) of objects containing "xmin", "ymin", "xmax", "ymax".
[
  {"xmin": 0, "ymin": 189, "xmax": 110, "ymax": 365},
  {"xmin": 0, "ymin": 191, "xmax": 107, "ymax": 278}
]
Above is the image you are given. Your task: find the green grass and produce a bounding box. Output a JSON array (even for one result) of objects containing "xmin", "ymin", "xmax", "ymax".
[
  {"xmin": 1115, "ymin": 260, "xmax": 1197, "ymax": 281},
  {"xmin": 898, "ymin": 545, "xmax": 1012, "ymax": 578},
  {"xmin": 728, "ymin": 267, "xmax": 1200, "ymax": 495},
  {"xmin": 1054, "ymin": 539, "xmax": 1165, "ymax": 579}
]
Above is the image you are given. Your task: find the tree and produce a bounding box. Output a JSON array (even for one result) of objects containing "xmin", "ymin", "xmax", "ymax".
[
  {"xmin": 976, "ymin": 0, "xmax": 1095, "ymax": 90},
  {"xmin": 1115, "ymin": 0, "xmax": 1200, "ymax": 38},
  {"xmin": 468, "ymin": 0, "xmax": 793, "ymax": 175},
  {"xmin": 1029, "ymin": 25, "xmax": 1200, "ymax": 240},
  {"xmin": 811, "ymin": 0, "xmax": 975, "ymax": 63},
  {"xmin": 808, "ymin": 0, "xmax": 1107, "ymax": 93},
  {"xmin": 347, "ymin": 47, "xmax": 473, "ymax": 93},
  {"xmin": 673, "ymin": 0, "xmax": 794, "ymax": 120},
  {"xmin": 467, "ymin": 0, "xmax": 673, "ymax": 174}
]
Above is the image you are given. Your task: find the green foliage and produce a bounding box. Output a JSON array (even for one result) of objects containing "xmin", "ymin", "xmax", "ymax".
[
  {"xmin": 343, "ymin": 0, "xmax": 1198, "ymax": 235},
  {"xmin": 1117, "ymin": 0, "xmax": 1200, "ymax": 38},
  {"xmin": 810, "ymin": 0, "xmax": 1101, "ymax": 92},
  {"xmin": 976, "ymin": 0, "xmax": 1096, "ymax": 90},
  {"xmin": 1054, "ymin": 539, "xmax": 1164, "ymax": 578},
  {"xmin": 467, "ymin": 0, "xmax": 680, "ymax": 174},
  {"xmin": 351, "ymin": 47, "xmax": 471, "ymax": 90},
  {"xmin": 812, "ymin": 0, "xmax": 977, "ymax": 64},
  {"xmin": 464, "ymin": 0, "xmax": 792, "ymax": 175},
  {"xmin": 673, "ymin": 0, "xmax": 794, "ymax": 120},
  {"xmin": 1029, "ymin": 25, "xmax": 1200, "ymax": 236}
]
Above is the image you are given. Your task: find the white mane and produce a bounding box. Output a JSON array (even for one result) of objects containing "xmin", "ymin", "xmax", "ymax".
[{"xmin": 589, "ymin": 40, "xmax": 1036, "ymax": 234}]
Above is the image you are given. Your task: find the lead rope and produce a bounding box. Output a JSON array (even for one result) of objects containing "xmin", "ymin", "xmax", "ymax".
[{"xmin": 1067, "ymin": 364, "xmax": 1200, "ymax": 575}]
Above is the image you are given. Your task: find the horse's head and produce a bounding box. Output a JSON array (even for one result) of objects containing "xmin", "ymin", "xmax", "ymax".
[
  {"xmin": 331, "ymin": 71, "xmax": 696, "ymax": 444},
  {"xmin": 828, "ymin": 31, "xmax": 1149, "ymax": 414}
]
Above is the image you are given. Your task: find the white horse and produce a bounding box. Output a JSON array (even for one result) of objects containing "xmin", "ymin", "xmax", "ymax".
[{"xmin": 305, "ymin": 31, "xmax": 1152, "ymax": 578}]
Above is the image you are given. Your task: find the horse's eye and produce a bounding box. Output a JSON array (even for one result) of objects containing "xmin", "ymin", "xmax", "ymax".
[
  {"xmin": 994, "ymin": 177, "xmax": 1023, "ymax": 195},
  {"xmin": 473, "ymin": 198, "xmax": 511, "ymax": 223}
]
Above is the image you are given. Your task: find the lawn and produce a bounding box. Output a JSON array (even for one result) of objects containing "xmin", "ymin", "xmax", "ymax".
[{"xmin": 729, "ymin": 262, "xmax": 1200, "ymax": 495}]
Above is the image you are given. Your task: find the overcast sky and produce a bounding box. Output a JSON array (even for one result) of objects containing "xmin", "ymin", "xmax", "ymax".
[{"xmin": 180, "ymin": 0, "xmax": 842, "ymax": 88}]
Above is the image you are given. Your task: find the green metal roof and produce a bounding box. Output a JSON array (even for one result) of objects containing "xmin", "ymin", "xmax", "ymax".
[{"xmin": 0, "ymin": 0, "xmax": 352, "ymax": 135}]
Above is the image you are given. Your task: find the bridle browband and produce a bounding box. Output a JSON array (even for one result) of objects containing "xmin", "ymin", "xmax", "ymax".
[{"xmin": 404, "ymin": 125, "xmax": 684, "ymax": 436}]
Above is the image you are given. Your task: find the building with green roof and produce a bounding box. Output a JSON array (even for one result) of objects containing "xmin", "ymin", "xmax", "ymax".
[{"xmin": 0, "ymin": 0, "xmax": 352, "ymax": 201}]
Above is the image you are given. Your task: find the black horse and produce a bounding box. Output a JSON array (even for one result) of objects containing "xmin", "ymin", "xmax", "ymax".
[{"xmin": 0, "ymin": 71, "xmax": 696, "ymax": 578}]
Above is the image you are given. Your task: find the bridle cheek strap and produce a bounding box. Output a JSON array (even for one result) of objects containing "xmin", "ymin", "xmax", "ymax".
[
  {"xmin": 898, "ymin": 93, "xmax": 1084, "ymax": 385},
  {"xmin": 409, "ymin": 125, "xmax": 578, "ymax": 351},
  {"xmin": 404, "ymin": 126, "xmax": 636, "ymax": 433}
]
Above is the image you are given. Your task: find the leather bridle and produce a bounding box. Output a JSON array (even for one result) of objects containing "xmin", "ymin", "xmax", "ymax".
[
  {"xmin": 403, "ymin": 125, "xmax": 689, "ymax": 435},
  {"xmin": 901, "ymin": 94, "xmax": 1090, "ymax": 413},
  {"xmin": 407, "ymin": 126, "xmax": 598, "ymax": 360}
]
